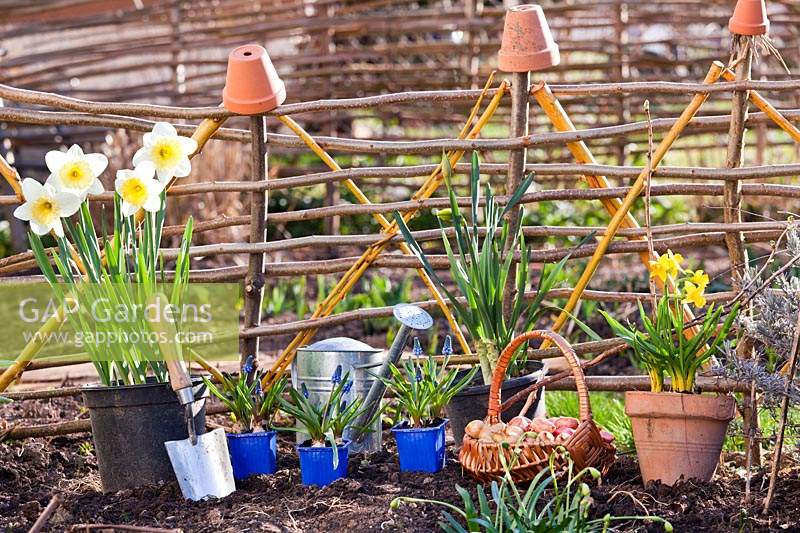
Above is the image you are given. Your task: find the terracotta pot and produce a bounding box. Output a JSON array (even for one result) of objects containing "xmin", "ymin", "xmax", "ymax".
[
  {"xmin": 625, "ymin": 391, "xmax": 735, "ymax": 486},
  {"xmin": 222, "ymin": 44, "xmax": 286, "ymax": 115},
  {"xmin": 498, "ymin": 4, "xmax": 560, "ymax": 73},
  {"xmin": 729, "ymin": 0, "xmax": 769, "ymax": 36}
]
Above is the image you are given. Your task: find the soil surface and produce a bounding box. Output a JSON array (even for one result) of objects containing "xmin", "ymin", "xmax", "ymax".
[{"xmin": 2, "ymin": 397, "xmax": 800, "ymax": 532}]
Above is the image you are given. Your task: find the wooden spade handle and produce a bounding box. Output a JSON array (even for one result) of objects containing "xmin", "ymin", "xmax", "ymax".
[{"xmin": 486, "ymin": 330, "xmax": 591, "ymax": 424}]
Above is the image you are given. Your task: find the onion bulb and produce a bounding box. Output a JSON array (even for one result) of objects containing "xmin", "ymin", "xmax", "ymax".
[
  {"xmin": 557, "ymin": 427, "xmax": 575, "ymax": 441},
  {"xmin": 478, "ymin": 427, "xmax": 494, "ymax": 443},
  {"xmin": 553, "ymin": 417, "xmax": 579, "ymax": 430},
  {"xmin": 600, "ymin": 430, "xmax": 615, "ymax": 443},
  {"xmin": 465, "ymin": 420, "xmax": 485, "ymax": 439},
  {"xmin": 504, "ymin": 425, "xmax": 524, "ymax": 443},
  {"xmin": 530, "ymin": 418, "xmax": 556, "ymax": 433},
  {"xmin": 508, "ymin": 416, "xmax": 531, "ymax": 430}
]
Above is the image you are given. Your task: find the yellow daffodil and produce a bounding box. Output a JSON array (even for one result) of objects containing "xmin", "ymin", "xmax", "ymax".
[
  {"xmin": 689, "ymin": 269, "xmax": 709, "ymax": 289},
  {"xmin": 666, "ymin": 250, "xmax": 684, "ymax": 276},
  {"xmin": 115, "ymin": 162, "xmax": 165, "ymax": 216},
  {"xmin": 132, "ymin": 122, "xmax": 198, "ymax": 183},
  {"xmin": 682, "ymin": 281, "xmax": 707, "ymax": 308},
  {"xmin": 648, "ymin": 257, "xmax": 670, "ymax": 283},
  {"xmin": 45, "ymin": 144, "xmax": 107, "ymax": 199},
  {"xmin": 13, "ymin": 178, "xmax": 81, "ymax": 237}
]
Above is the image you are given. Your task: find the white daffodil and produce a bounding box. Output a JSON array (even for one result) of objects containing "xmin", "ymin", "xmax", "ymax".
[
  {"xmin": 115, "ymin": 162, "xmax": 165, "ymax": 216},
  {"xmin": 13, "ymin": 178, "xmax": 81, "ymax": 237},
  {"xmin": 45, "ymin": 144, "xmax": 107, "ymax": 199},
  {"xmin": 132, "ymin": 122, "xmax": 197, "ymax": 183}
]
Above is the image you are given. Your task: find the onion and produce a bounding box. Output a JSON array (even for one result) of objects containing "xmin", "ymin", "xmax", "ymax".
[
  {"xmin": 478, "ymin": 427, "xmax": 494, "ymax": 443},
  {"xmin": 492, "ymin": 431, "xmax": 506, "ymax": 444},
  {"xmin": 508, "ymin": 416, "xmax": 531, "ymax": 430},
  {"xmin": 465, "ymin": 420, "xmax": 486, "ymax": 439},
  {"xmin": 600, "ymin": 430, "xmax": 615, "ymax": 443},
  {"xmin": 504, "ymin": 425, "xmax": 524, "ymax": 443},
  {"xmin": 553, "ymin": 417, "xmax": 579, "ymax": 430},
  {"xmin": 537, "ymin": 431, "xmax": 555, "ymax": 444},
  {"xmin": 557, "ymin": 427, "xmax": 575, "ymax": 441},
  {"xmin": 530, "ymin": 418, "xmax": 556, "ymax": 433},
  {"xmin": 488, "ymin": 422, "xmax": 506, "ymax": 434}
]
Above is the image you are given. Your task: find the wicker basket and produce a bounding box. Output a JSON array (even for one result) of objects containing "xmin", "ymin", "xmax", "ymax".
[{"xmin": 459, "ymin": 330, "xmax": 616, "ymax": 484}]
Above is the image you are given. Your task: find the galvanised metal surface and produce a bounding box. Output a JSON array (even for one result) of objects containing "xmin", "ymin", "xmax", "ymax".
[{"xmin": 292, "ymin": 337, "xmax": 384, "ymax": 453}]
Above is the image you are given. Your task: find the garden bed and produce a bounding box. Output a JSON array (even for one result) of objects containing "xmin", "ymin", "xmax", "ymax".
[{"xmin": 2, "ymin": 397, "xmax": 800, "ymax": 532}]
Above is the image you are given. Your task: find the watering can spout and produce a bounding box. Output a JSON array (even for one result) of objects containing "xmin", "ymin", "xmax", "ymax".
[{"xmin": 352, "ymin": 304, "xmax": 433, "ymax": 443}]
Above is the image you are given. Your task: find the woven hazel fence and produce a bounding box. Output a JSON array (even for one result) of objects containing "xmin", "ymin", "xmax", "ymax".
[
  {"xmin": 0, "ymin": 73, "xmax": 797, "ymax": 367},
  {"xmin": 0, "ymin": 1, "xmax": 799, "ymax": 450}
]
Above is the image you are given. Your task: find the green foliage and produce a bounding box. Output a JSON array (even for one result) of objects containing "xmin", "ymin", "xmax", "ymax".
[
  {"xmin": 601, "ymin": 259, "xmax": 738, "ymax": 393},
  {"xmin": 603, "ymin": 297, "xmax": 738, "ymax": 393},
  {"xmin": 203, "ymin": 355, "xmax": 287, "ymax": 433},
  {"xmin": 395, "ymin": 152, "xmax": 573, "ymax": 384},
  {"xmin": 379, "ymin": 354, "xmax": 478, "ymax": 428},
  {"xmin": 29, "ymin": 195, "xmax": 194, "ymax": 386},
  {"xmin": 391, "ymin": 451, "xmax": 671, "ymax": 532},
  {"xmin": 279, "ymin": 366, "xmax": 377, "ymax": 467},
  {"xmin": 546, "ymin": 391, "xmax": 634, "ymax": 452}
]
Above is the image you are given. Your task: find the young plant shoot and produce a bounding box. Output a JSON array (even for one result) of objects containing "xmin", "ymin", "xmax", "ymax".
[
  {"xmin": 602, "ymin": 251, "xmax": 739, "ymax": 393},
  {"xmin": 203, "ymin": 355, "xmax": 287, "ymax": 433}
]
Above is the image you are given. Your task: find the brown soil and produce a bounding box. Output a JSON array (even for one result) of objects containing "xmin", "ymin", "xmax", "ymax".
[{"xmin": 2, "ymin": 397, "xmax": 800, "ymax": 532}]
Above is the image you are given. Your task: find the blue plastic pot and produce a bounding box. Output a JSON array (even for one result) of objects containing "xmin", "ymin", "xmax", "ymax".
[
  {"xmin": 226, "ymin": 431, "xmax": 278, "ymax": 480},
  {"xmin": 297, "ymin": 439, "xmax": 351, "ymax": 486},
  {"xmin": 392, "ymin": 419, "xmax": 448, "ymax": 473}
]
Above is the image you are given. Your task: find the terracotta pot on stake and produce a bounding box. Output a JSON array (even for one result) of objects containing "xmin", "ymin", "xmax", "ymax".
[
  {"xmin": 223, "ymin": 44, "xmax": 285, "ymax": 364},
  {"xmin": 223, "ymin": 44, "xmax": 286, "ymax": 115},
  {"xmin": 729, "ymin": 0, "xmax": 769, "ymax": 36},
  {"xmin": 498, "ymin": 4, "xmax": 560, "ymax": 73},
  {"xmin": 625, "ymin": 391, "xmax": 736, "ymax": 486}
]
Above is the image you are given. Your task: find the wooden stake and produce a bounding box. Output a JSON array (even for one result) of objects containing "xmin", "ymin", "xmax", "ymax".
[
  {"xmin": 503, "ymin": 70, "xmax": 529, "ymax": 322},
  {"xmin": 725, "ymin": 42, "xmax": 761, "ymax": 472},
  {"xmin": 241, "ymin": 115, "xmax": 267, "ymax": 364}
]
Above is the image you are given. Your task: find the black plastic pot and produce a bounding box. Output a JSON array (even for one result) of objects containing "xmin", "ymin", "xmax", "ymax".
[
  {"xmin": 446, "ymin": 361, "xmax": 546, "ymax": 445},
  {"xmin": 81, "ymin": 379, "xmax": 206, "ymax": 493}
]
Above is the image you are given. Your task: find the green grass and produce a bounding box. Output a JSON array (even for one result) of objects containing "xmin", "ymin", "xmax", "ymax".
[{"xmin": 545, "ymin": 390, "xmax": 635, "ymax": 452}]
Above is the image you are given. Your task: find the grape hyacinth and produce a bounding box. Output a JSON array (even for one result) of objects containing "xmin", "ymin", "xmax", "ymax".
[
  {"xmin": 412, "ymin": 337, "xmax": 424, "ymax": 356},
  {"xmin": 442, "ymin": 335, "xmax": 453, "ymax": 356},
  {"xmin": 331, "ymin": 364, "xmax": 343, "ymax": 385}
]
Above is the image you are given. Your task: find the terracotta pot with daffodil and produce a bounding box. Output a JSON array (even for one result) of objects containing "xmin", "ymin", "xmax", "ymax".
[
  {"xmin": 601, "ymin": 251, "xmax": 740, "ymax": 486},
  {"xmin": 16, "ymin": 122, "xmax": 204, "ymax": 492}
]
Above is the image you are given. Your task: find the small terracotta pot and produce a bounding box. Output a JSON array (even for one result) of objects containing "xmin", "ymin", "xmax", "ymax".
[
  {"xmin": 498, "ymin": 4, "xmax": 560, "ymax": 73},
  {"xmin": 729, "ymin": 0, "xmax": 769, "ymax": 36},
  {"xmin": 625, "ymin": 391, "xmax": 735, "ymax": 486},
  {"xmin": 222, "ymin": 44, "xmax": 286, "ymax": 115}
]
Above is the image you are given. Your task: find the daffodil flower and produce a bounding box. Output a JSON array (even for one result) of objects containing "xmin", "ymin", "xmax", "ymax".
[
  {"xmin": 648, "ymin": 255, "xmax": 673, "ymax": 283},
  {"xmin": 13, "ymin": 178, "xmax": 80, "ymax": 237},
  {"xmin": 682, "ymin": 281, "xmax": 707, "ymax": 308},
  {"xmin": 115, "ymin": 162, "xmax": 164, "ymax": 216},
  {"xmin": 689, "ymin": 269, "xmax": 709, "ymax": 289},
  {"xmin": 132, "ymin": 122, "xmax": 197, "ymax": 183},
  {"xmin": 45, "ymin": 144, "xmax": 107, "ymax": 198},
  {"xmin": 666, "ymin": 250, "xmax": 684, "ymax": 276}
]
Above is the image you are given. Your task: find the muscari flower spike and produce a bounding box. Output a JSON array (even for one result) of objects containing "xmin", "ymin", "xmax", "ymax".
[
  {"xmin": 301, "ymin": 382, "xmax": 310, "ymax": 399},
  {"xmin": 342, "ymin": 379, "xmax": 353, "ymax": 395},
  {"xmin": 242, "ymin": 355, "xmax": 255, "ymax": 375},
  {"xmin": 442, "ymin": 335, "xmax": 453, "ymax": 356},
  {"xmin": 331, "ymin": 364, "xmax": 343, "ymax": 385},
  {"xmin": 412, "ymin": 337, "xmax": 423, "ymax": 356},
  {"xmin": 415, "ymin": 366, "xmax": 423, "ymax": 382}
]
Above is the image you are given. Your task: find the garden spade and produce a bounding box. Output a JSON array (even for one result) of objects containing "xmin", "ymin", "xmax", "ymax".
[
  {"xmin": 147, "ymin": 293, "xmax": 235, "ymax": 501},
  {"xmin": 351, "ymin": 304, "xmax": 433, "ymax": 444}
]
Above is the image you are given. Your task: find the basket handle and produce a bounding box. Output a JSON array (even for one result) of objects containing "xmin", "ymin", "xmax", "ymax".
[{"xmin": 486, "ymin": 330, "xmax": 591, "ymax": 424}]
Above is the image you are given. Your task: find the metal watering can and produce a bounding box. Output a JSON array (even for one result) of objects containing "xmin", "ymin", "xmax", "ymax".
[{"xmin": 292, "ymin": 303, "xmax": 433, "ymax": 453}]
